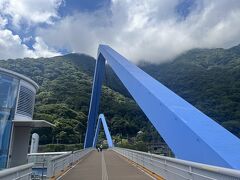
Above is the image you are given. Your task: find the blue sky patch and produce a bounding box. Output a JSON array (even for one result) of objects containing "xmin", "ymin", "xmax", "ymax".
[
  {"xmin": 59, "ymin": 0, "xmax": 110, "ymax": 16},
  {"xmin": 175, "ymin": 0, "xmax": 198, "ymax": 20}
]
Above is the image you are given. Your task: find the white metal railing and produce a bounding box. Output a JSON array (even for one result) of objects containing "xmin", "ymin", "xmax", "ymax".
[
  {"xmin": 28, "ymin": 152, "xmax": 69, "ymax": 168},
  {"xmin": 28, "ymin": 152, "xmax": 69, "ymax": 179},
  {"xmin": 0, "ymin": 163, "xmax": 34, "ymax": 180},
  {"xmin": 46, "ymin": 148, "xmax": 93, "ymax": 178},
  {"xmin": 113, "ymin": 148, "xmax": 240, "ymax": 180}
]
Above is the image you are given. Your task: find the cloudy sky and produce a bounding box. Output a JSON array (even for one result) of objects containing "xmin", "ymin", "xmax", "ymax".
[{"xmin": 0, "ymin": 0, "xmax": 240, "ymax": 63}]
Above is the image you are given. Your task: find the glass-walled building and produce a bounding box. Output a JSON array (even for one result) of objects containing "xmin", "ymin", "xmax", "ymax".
[
  {"xmin": 0, "ymin": 73, "xmax": 19, "ymax": 169},
  {"xmin": 0, "ymin": 67, "xmax": 39, "ymax": 169}
]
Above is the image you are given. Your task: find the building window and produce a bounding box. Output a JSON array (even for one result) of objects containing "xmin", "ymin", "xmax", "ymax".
[{"xmin": 0, "ymin": 74, "xmax": 19, "ymax": 169}]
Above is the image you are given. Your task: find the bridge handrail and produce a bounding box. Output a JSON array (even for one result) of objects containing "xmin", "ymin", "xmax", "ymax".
[
  {"xmin": 0, "ymin": 163, "xmax": 34, "ymax": 180},
  {"xmin": 46, "ymin": 148, "xmax": 93, "ymax": 178},
  {"xmin": 28, "ymin": 151, "xmax": 69, "ymax": 169},
  {"xmin": 113, "ymin": 148, "xmax": 240, "ymax": 180},
  {"xmin": 49, "ymin": 151, "xmax": 72, "ymax": 161}
]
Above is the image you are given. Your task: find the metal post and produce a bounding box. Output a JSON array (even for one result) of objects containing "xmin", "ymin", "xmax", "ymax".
[{"xmin": 84, "ymin": 54, "xmax": 106, "ymax": 148}]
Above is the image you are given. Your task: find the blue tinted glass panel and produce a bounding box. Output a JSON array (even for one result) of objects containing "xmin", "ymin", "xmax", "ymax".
[{"xmin": 0, "ymin": 73, "xmax": 19, "ymax": 169}]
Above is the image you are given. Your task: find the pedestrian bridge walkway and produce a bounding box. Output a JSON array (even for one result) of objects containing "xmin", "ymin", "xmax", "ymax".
[
  {"xmin": 1, "ymin": 45, "xmax": 240, "ymax": 180},
  {"xmin": 59, "ymin": 150, "xmax": 158, "ymax": 180},
  {"xmin": 1, "ymin": 147, "xmax": 240, "ymax": 179}
]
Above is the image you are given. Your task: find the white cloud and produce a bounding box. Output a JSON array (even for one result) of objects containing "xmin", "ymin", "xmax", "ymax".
[
  {"xmin": 0, "ymin": 0, "xmax": 62, "ymax": 59},
  {"xmin": 0, "ymin": 0, "xmax": 63, "ymax": 26},
  {"xmin": 37, "ymin": 0, "xmax": 240, "ymax": 63},
  {"xmin": 0, "ymin": 29, "xmax": 33, "ymax": 59},
  {"xmin": 32, "ymin": 36, "xmax": 61, "ymax": 58},
  {"xmin": 0, "ymin": 29, "xmax": 60, "ymax": 60}
]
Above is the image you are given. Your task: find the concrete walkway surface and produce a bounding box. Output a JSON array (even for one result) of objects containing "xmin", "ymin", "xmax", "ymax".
[{"xmin": 60, "ymin": 150, "xmax": 153, "ymax": 180}]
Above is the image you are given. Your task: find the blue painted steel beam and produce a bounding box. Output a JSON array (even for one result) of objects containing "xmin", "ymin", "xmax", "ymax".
[
  {"xmin": 93, "ymin": 114, "xmax": 114, "ymax": 148},
  {"xmin": 84, "ymin": 44, "xmax": 240, "ymax": 169},
  {"xmin": 84, "ymin": 54, "xmax": 106, "ymax": 148}
]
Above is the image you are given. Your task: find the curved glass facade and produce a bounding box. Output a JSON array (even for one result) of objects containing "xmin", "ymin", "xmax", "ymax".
[{"xmin": 0, "ymin": 73, "xmax": 19, "ymax": 169}]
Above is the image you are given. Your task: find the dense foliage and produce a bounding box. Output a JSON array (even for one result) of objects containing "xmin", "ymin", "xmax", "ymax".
[
  {"xmin": 0, "ymin": 44, "xmax": 239, "ymax": 151},
  {"xmin": 0, "ymin": 54, "xmax": 156, "ymax": 149},
  {"xmin": 140, "ymin": 45, "xmax": 240, "ymax": 137}
]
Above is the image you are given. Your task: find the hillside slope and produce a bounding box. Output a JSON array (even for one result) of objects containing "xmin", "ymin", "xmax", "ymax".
[
  {"xmin": 140, "ymin": 45, "xmax": 240, "ymax": 137},
  {"xmin": 0, "ymin": 44, "xmax": 239, "ymax": 148},
  {"xmin": 0, "ymin": 55, "xmax": 153, "ymax": 146}
]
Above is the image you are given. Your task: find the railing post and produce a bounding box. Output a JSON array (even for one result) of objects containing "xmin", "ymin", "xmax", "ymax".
[
  {"xmin": 63, "ymin": 158, "xmax": 65, "ymax": 171},
  {"xmin": 164, "ymin": 159, "xmax": 167, "ymax": 175},
  {"xmin": 72, "ymin": 153, "xmax": 74, "ymax": 166},
  {"xmin": 53, "ymin": 160, "xmax": 55, "ymax": 177},
  {"xmin": 47, "ymin": 160, "xmax": 53, "ymax": 178},
  {"xmin": 189, "ymin": 165, "xmax": 193, "ymax": 179},
  {"xmin": 142, "ymin": 154, "xmax": 144, "ymax": 166}
]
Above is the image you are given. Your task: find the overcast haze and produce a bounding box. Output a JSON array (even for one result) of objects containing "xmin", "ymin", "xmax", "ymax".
[{"xmin": 0, "ymin": 0, "xmax": 240, "ymax": 63}]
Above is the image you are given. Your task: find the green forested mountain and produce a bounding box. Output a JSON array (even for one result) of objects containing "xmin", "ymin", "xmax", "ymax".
[
  {"xmin": 0, "ymin": 44, "xmax": 240, "ymax": 150},
  {"xmin": 140, "ymin": 45, "xmax": 240, "ymax": 137},
  {"xmin": 0, "ymin": 54, "xmax": 155, "ymax": 149}
]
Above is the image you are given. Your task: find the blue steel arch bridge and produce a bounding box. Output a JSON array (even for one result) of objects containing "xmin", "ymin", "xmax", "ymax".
[{"xmin": 1, "ymin": 45, "xmax": 240, "ymax": 180}]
